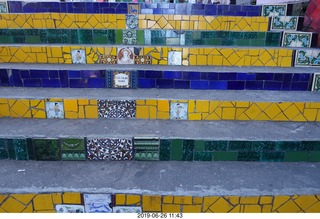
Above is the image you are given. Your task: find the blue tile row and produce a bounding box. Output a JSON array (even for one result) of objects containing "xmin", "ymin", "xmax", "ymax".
[
  {"xmin": 7, "ymin": 1, "xmax": 261, "ymax": 16},
  {"xmin": 1, "ymin": 69, "xmax": 313, "ymax": 91}
]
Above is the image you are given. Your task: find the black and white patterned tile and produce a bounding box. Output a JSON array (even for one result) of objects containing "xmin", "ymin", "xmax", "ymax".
[
  {"xmin": 108, "ymin": 138, "xmax": 133, "ymax": 160},
  {"xmin": 98, "ymin": 100, "xmax": 136, "ymax": 119},
  {"xmin": 86, "ymin": 138, "xmax": 109, "ymax": 160}
]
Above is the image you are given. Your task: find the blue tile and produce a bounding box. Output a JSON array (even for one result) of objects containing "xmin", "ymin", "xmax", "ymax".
[
  {"xmin": 283, "ymin": 74, "xmax": 293, "ymax": 82},
  {"xmin": 115, "ymin": 8, "xmax": 127, "ymax": 14},
  {"xmin": 207, "ymin": 73, "xmax": 219, "ymax": 80},
  {"xmin": 141, "ymin": 9, "xmax": 153, "ymax": 14},
  {"xmin": 67, "ymin": 3, "xmax": 74, "ymax": 13},
  {"xmin": 69, "ymin": 79, "xmax": 88, "ymax": 88},
  {"xmin": 158, "ymin": 3, "xmax": 170, "ymax": 9},
  {"xmin": 20, "ymin": 70, "xmax": 30, "ymax": 79},
  {"xmin": 80, "ymin": 70, "xmax": 103, "ymax": 78},
  {"xmin": 30, "ymin": 70, "xmax": 49, "ymax": 79},
  {"xmin": 256, "ymin": 73, "xmax": 274, "ymax": 80},
  {"xmin": 223, "ymin": 11, "xmax": 235, "ymax": 16},
  {"xmin": 300, "ymin": 74, "xmax": 310, "ymax": 81},
  {"xmin": 156, "ymin": 79, "xmax": 174, "ymax": 88},
  {"xmin": 92, "ymin": 3, "xmax": 99, "ymax": 13},
  {"xmin": 68, "ymin": 71, "xmax": 80, "ymax": 78},
  {"xmin": 245, "ymin": 81, "xmax": 263, "ymax": 90},
  {"xmin": 192, "ymin": 4, "xmax": 205, "ymax": 10},
  {"xmin": 190, "ymin": 80, "xmax": 209, "ymax": 90},
  {"xmin": 274, "ymin": 73, "xmax": 284, "ymax": 81},
  {"xmin": 7, "ymin": 1, "xmax": 23, "ymax": 13},
  {"xmin": 169, "ymin": 3, "xmax": 175, "ymax": 9},
  {"xmin": 0, "ymin": 70, "xmax": 9, "ymax": 86},
  {"xmin": 291, "ymin": 82, "xmax": 309, "ymax": 91},
  {"xmin": 163, "ymin": 71, "xmax": 182, "ymax": 79},
  {"xmin": 175, "ymin": 4, "xmax": 187, "ymax": 14},
  {"xmin": 174, "ymin": 80, "xmax": 190, "ymax": 89},
  {"xmin": 237, "ymin": 73, "xmax": 256, "ymax": 80},
  {"xmin": 85, "ymin": 3, "xmax": 93, "ymax": 13},
  {"xmin": 183, "ymin": 72, "xmax": 200, "ymax": 80},
  {"xmin": 103, "ymin": 8, "xmax": 115, "ymax": 13},
  {"xmin": 138, "ymin": 78, "xmax": 156, "ymax": 88},
  {"xmin": 163, "ymin": 9, "xmax": 175, "ymax": 14},
  {"xmin": 153, "ymin": 9, "xmax": 163, "ymax": 14},
  {"xmin": 116, "ymin": 3, "xmax": 128, "ymax": 9},
  {"xmin": 219, "ymin": 73, "xmax": 237, "ymax": 80},
  {"xmin": 228, "ymin": 81, "xmax": 245, "ymax": 90},
  {"xmin": 281, "ymin": 81, "xmax": 291, "ymax": 91},
  {"xmin": 144, "ymin": 3, "xmax": 157, "ymax": 9},
  {"xmin": 209, "ymin": 81, "xmax": 227, "ymax": 90},
  {"xmin": 59, "ymin": 71, "xmax": 69, "ymax": 88},
  {"xmin": 204, "ymin": 9, "xmax": 217, "ymax": 15},
  {"xmin": 138, "ymin": 70, "xmax": 145, "ymax": 78},
  {"xmin": 144, "ymin": 70, "xmax": 162, "ymax": 78},
  {"xmin": 49, "ymin": 71, "xmax": 59, "ymax": 79},
  {"xmin": 200, "ymin": 73, "xmax": 208, "ymax": 80},
  {"xmin": 88, "ymin": 78, "xmax": 105, "ymax": 88},
  {"xmin": 60, "ymin": 3, "xmax": 67, "ymax": 13},
  {"xmin": 192, "ymin": 9, "xmax": 205, "ymax": 15},
  {"xmin": 204, "ymin": 4, "xmax": 217, "ymax": 11},
  {"xmin": 23, "ymin": 79, "xmax": 42, "ymax": 87},
  {"xmin": 264, "ymin": 81, "xmax": 282, "ymax": 90},
  {"xmin": 248, "ymin": 11, "xmax": 260, "ymax": 16},
  {"xmin": 235, "ymin": 11, "xmax": 247, "ymax": 16},
  {"xmin": 292, "ymin": 74, "xmax": 300, "ymax": 81},
  {"xmin": 42, "ymin": 79, "xmax": 61, "ymax": 88}
]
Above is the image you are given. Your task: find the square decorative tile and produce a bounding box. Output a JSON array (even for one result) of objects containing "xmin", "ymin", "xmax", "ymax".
[
  {"xmin": 282, "ymin": 32, "xmax": 312, "ymax": 47},
  {"xmin": 134, "ymin": 137, "xmax": 159, "ymax": 161},
  {"xmin": 55, "ymin": 205, "xmax": 85, "ymax": 213},
  {"xmin": 117, "ymin": 100, "xmax": 136, "ymax": 118},
  {"xmin": 312, "ymin": 73, "xmax": 320, "ymax": 91},
  {"xmin": 123, "ymin": 30, "xmax": 137, "ymax": 45},
  {"xmin": 86, "ymin": 138, "xmax": 109, "ymax": 160},
  {"xmin": 170, "ymin": 102, "xmax": 188, "ymax": 120},
  {"xmin": 117, "ymin": 47, "xmax": 134, "ymax": 64},
  {"xmin": 109, "ymin": 138, "xmax": 133, "ymax": 160},
  {"xmin": 168, "ymin": 51, "xmax": 182, "ymax": 66},
  {"xmin": 262, "ymin": 4, "xmax": 287, "ymax": 16},
  {"xmin": 33, "ymin": 138, "xmax": 60, "ymax": 161},
  {"xmin": 45, "ymin": 102, "xmax": 64, "ymax": 119},
  {"xmin": 60, "ymin": 138, "xmax": 86, "ymax": 161},
  {"xmin": 0, "ymin": 1, "xmax": 8, "ymax": 13},
  {"xmin": 113, "ymin": 206, "xmax": 142, "ymax": 213},
  {"xmin": 126, "ymin": 15, "xmax": 138, "ymax": 29},
  {"xmin": 135, "ymin": 56, "xmax": 151, "ymax": 65},
  {"xmin": 71, "ymin": 49, "xmax": 86, "ymax": 64},
  {"xmin": 98, "ymin": 100, "xmax": 136, "ymax": 118},
  {"xmin": 271, "ymin": 16, "xmax": 298, "ymax": 31},
  {"xmin": 99, "ymin": 55, "xmax": 117, "ymax": 64},
  {"xmin": 84, "ymin": 194, "xmax": 112, "ymax": 213},
  {"xmin": 128, "ymin": 4, "xmax": 140, "ymax": 15},
  {"xmin": 295, "ymin": 49, "xmax": 320, "ymax": 67},
  {"xmin": 0, "ymin": 139, "xmax": 8, "ymax": 159},
  {"xmin": 113, "ymin": 71, "xmax": 131, "ymax": 88}
]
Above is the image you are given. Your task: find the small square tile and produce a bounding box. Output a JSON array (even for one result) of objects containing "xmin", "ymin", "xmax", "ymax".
[
  {"xmin": 46, "ymin": 102, "xmax": 64, "ymax": 119},
  {"xmin": 134, "ymin": 137, "xmax": 159, "ymax": 161},
  {"xmin": 113, "ymin": 71, "xmax": 131, "ymax": 88},
  {"xmin": 168, "ymin": 51, "xmax": 182, "ymax": 66},
  {"xmin": 0, "ymin": 1, "xmax": 8, "ymax": 13},
  {"xmin": 117, "ymin": 100, "xmax": 136, "ymax": 118},
  {"xmin": 128, "ymin": 4, "xmax": 140, "ymax": 15},
  {"xmin": 98, "ymin": 100, "xmax": 117, "ymax": 118},
  {"xmin": 71, "ymin": 49, "xmax": 86, "ymax": 64},
  {"xmin": 282, "ymin": 32, "xmax": 312, "ymax": 47},
  {"xmin": 135, "ymin": 56, "xmax": 151, "ymax": 65},
  {"xmin": 126, "ymin": 15, "xmax": 138, "ymax": 29},
  {"xmin": 60, "ymin": 138, "xmax": 86, "ymax": 161},
  {"xmin": 109, "ymin": 138, "xmax": 133, "ymax": 160},
  {"xmin": 86, "ymin": 138, "xmax": 109, "ymax": 160},
  {"xmin": 312, "ymin": 73, "xmax": 320, "ymax": 91},
  {"xmin": 33, "ymin": 138, "xmax": 60, "ymax": 161},
  {"xmin": 123, "ymin": 30, "xmax": 137, "ymax": 45},
  {"xmin": 117, "ymin": 47, "xmax": 134, "ymax": 64},
  {"xmin": 262, "ymin": 4, "xmax": 287, "ymax": 16},
  {"xmin": 55, "ymin": 205, "xmax": 85, "ymax": 213},
  {"xmin": 170, "ymin": 102, "xmax": 188, "ymax": 120},
  {"xmin": 113, "ymin": 207, "xmax": 142, "ymax": 213},
  {"xmin": 83, "ymin": 194, "xmax": 112, "ymax": 213},
  {"xmin": 99, "ymin": 55, "xmax": 117, "ymax": 64}
]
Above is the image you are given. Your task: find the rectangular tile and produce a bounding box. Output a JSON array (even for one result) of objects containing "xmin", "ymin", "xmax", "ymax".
[
  {"xmin": 60, "ymin": 138, "xmax": 86, "ymax": 161},
  {"xmin": 83, "ymin": 194, "xmax": 112, "ymax": 213},
  {"xmin": 213, "ymin": 151, "xmax": 238, "ymax": 161},
  {"xmin": 0, "ymin": 139, "xmax": 8, "ymax": 159},
  {"xmin": 33, "ymin": 138, "xmax": 60, "ymax": 161},
  {"xmin": 282, "ymin": 32, "xmax": 313, "ymax": 48},
  {"xmin": 295, "ymin": 50, "xmax": 320, "ymax": 67},
  {"xmin": 55, "ymin": 205, "xmax": 85, "ymax": 213},
  {"xmin": 134, "ymin": 137, "xmax": 159, "ymax": 161},
  {"xmin": 159, "ymin": 139, "xmax": 171, "ymax": 161},
  {"xmin": 171, "ymin": 139, "xmax": 183, "ymax": 161}
]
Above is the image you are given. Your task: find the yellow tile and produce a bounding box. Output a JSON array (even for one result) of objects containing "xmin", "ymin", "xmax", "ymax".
[
  {"xmin": 264, "ymin": 103, "xmax": 282, "ymax": 119},
  {"xmin": 35, "ymin": 210, "xmax": 56, "ymax": 213},
  {"xmin": 243, "ymin": 205, "xmax": 261, "ymax": 213},
  {"xmin": 136, "ymin": 100, "xmax": 145, "ymax": 105},
  {"xmin": 11, "ymin": 194, "xmax": 36, "ymax": 205},
  {"xmin": 189, "ymin": 55, "xmax": 197, "ymax": 65},
  {"xmin": 196, "ymin": 100, "xmax": 209, "ymax": 113},
  {"xmin": 52, "ymin": 193, "xmax": 62, "ymax": 204},
  {"xmin": 188, "ymin": 113, "xmax": 201, "ymax": 120},
  {"xmin": 146, "ymin": 99, "xmax": 157, "ymax": 106},
  {"xmin": 149, "ymin": 106, "xmax": 157, "ymax": 119},
  {"xmin": 260, "ymin": 196, "xmax": 273, "ymax": 205},
  {"xmin": 78, "ymin": 106, "xmax": 85, "ymax": 119},
  {"xmin": 303, "ymin": 109, "xmax": 317, "ymax": 121},
  {"xmin": 305, "ymin": 202, "xmax": 320, "ymax": 213},
  {"xmin": 0, "ymin": 98, "xmax": 8, "ymax": 104},
  {"xmin": 115, "ymin": 194, "xmax": 125, "ymax": 205},
  {"xmin": 193, "ymin": 197, "xmax": 203, "ymax": 205},
  {"xmin": 211, "ymin": 56, "xmax": 223, "ymax": 66},
  {"xmin": 229, "ymin": 205, "xmax": 241, "ymax": 213},
  {"xmin": 224, "ymin": 196, "xmax": 239, "ymax": 205},
  {"xmin": 64, "ymin": 99, "xmax": 78, "ymax": 112},
  {"xmin": 127, "ymin": 195, "xmax": 141, "ymax": 205},
  {"xmin": 183, "ymin": 205, "xmax": 201, "ymax": 213},
  {"xmin": 142, "ymin": 195, "xmax": 161, "ymax": 212},
  {"xmin": 65, "ymin": 111, "xmax": 78, "ymax": 119},
  {"xmin": 33, "ymin": 194, "xmax": 54, "ymax": 211},
  {"xmin": 198, "ymin": 21, "xmax": 207, "ymax": 30},
  {"xmin": 174, "ymin": 196, "xmax": 192, "ymax": 205},
  {"xmin": 85, "ymin": 105, "xmax": 98, "ymax": 119},
  {"xmin": 240, "ymin": 196, "xmax": 259, "ymax": 204},
  {"xmin": 78, "ymin": 99, "xmax": 89, "ymax": 106},
  {"xmin": 49, "ymin": 98, "xmax": 63, "ymax": 102},
  {"xmin": 181, "ymin": 21, "xmax": 189, "ymax": 30},
  {"xmin": 158, "ymin": 100, "xmax": 169, "ymax": 112},
  {"xmin": 10, "ymin": 99, "xmax": 31, "ymax": 118},
  {"xmin": 208, "ymin": 197, "xmax": 233, "ymax": 213},
  {"xmin": 62, "ymin": 192, "xmax": 81, "ymax": 204},
  {"xmin": 158, "ymin": 112, "xmax": 170, "ymax": 120},
  {"xmin": 0, "ymin": 194, "xmax": 8, "ymax": 204},
  {"xmin": 89, "ymin": 99, "xmax": 97, "ymax": 105},
  {"xmin": 50, "ymin": 47, "xmax": 62, "ymax": 58},
  {"xmin": 0, "ymin": 104, "xmax": 10, "ymax": 117},
  {"xmin": 0, "ymin": 197, "xmax": 26, "ymax": 213},
  {"xmin": 136, "ymin": 106, "xmax": 149, "ymax": 119},
  {"xmin": 22, "ymin": 204, "xmax": 33, "ymax": 213},
  {"xmin": 35, "ymin": 53, "xmax": 47, "ymax": 63},
  {"xmin": 272, "ymin": 196, "xmax": 291, "ymax": 212},
  {"xmin": 294, "ymin": 195, "xmax": 319, "ymax": 212},
  {"xmin": 276, "ymin": 199, "xmax": 300, "ymax": 213},
  {"xmin": 309, "ymin": 102, "xmax": 320, "ymax": 108},
  {"xmin": 163, "ymin": 196, "xmax": 173, "ymax": 204},
  {"xmin": 262, "ymin": 205, "xmax": 272, "ymax": 213},
  {"xmin": 196, "ymin": 55, "xmax": 207, "ymax": 65},
  {"xmin": 222, "ymin": 108, "xmax": 236, "ymax": 120},
  {"xmin": 162, "ymin": 204, "xmax": 180, "ymax": 213}
]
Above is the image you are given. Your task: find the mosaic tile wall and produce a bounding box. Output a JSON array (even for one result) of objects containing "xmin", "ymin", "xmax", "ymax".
[
  {"xmin": 1, "ymin": 98, "xmax": 320, "ymax": 122},
  {"xmin": 0, "ymin": 46, "xmax": 294, "ymax": 67},
  {"xmin": 1, "ymin": 69, "xmax": 313, "ymax": 91},
  {"xmin": 1, "ymin": 137, "xmax": 320, "ymax": 162},
  {"xmin": 0, "ymin": 192, "xmax": 320, "ymax": 213}
]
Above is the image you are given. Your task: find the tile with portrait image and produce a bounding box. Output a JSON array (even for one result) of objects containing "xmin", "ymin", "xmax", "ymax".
[
  {"xmin": 71, "ymin": 49, "xmax": 86, "ymax": 64},
  {"xmin": 128, "ymin": 4, "xmax": 140, "ymax": 15},
  {"xmin": 117, "ymin": 47, "xmax": 134, "ymax": 64},
  {"xmin": 126, "ymin": 15, "xmax": 138, "ymax": 29},
  {"xmin": 170, "ymin": 102, "xmax": 188, "ymax": 120},
  {"xmin": 33, "ymin": 138, "xmax": 60, "ymax": 161},
  {"xmin": 0, "ymin": 1, "xmax": 8, "ymax": 13},
  {"xmin": 55, "ymin": 205, "xmax": 85, "ymax": 213},
  {"xmin": 108, "ymin": 138, "xmax": 133, "ymax": 160},
  {"xmin": 84, "ymin": 194, "xmax": 112, "ymax": 213},
  {"xmin": 168, "ymin": 51, "xmax": 182, "ymax": 66},
  {"xmin": 86, "ymin": 138, "xmax": 109, "ymax": 160},
  {"xmin": 46, "ymin": 102, "xmax": 64, "ymax": 119},
  {"xmin": 61, "ymin": 138, "xmax": 86, "ymax": 161},
  {"xmin": 123, "ymin": 30, "xmax": 137, "ymax": 45},
  {"xmin": 312, "ymin": 73, "xmax": 320, "ymax": 91},
  {"xmin": 113, "ymin": 207, "xmax": 142, "ymax": 213}
]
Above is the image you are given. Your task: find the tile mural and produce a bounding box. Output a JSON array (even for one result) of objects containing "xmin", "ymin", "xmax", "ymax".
[
  {"xmin": 282, "ymin": 32, "xmax": 312, "ymax": 48},
  {"xmin": 262, "ymin": 4, "xmax": 287, "ymax": 16},
  {"xmin": 113, "ymin": 206, "xmax": 142, "ymax": 213},
  {"xmin": 117, "ymin": 47, "xmax": 135, "ymax": 64},
  {"xmin": 60, "ymin": 138, "xmax": 86, "ymax": 161},
  {"xmin": 271, "ymin": 16, "xmax": 299, "ymax": 31},
  {"xmin": 45, "ymin": 102, "xmax": 64, "ymax": 119},
  {"xmin": 71, "ymin": 50, "xmax": 86, "ymax": 64},
  {"xmin": 170, "ymin": 102, "xmax": 188, "ymax": 120},
  {"xmin": 295, "ymin": 49, "xmax": 320, "ymax": 67},
  {"xmin": 312, "ymin": 73, "xmax": 320, "ymax": 91},
  {"xmin": 55, "ymin": 205, "xmax": 85, "ymax": 213},
  {"xmin": 128, "ymin": 4, "xmax": 139, "ymax": 15},
  {"xmin": 84, "ymin": 194, "xmax": 112, "ymax": 213},
  {"xmin": 98, "ymin": 100, "xmax": 136, "ymax": 118}
]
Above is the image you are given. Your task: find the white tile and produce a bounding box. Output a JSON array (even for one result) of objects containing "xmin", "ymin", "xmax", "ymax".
[
  {"xmin": 170, "ymin": 102, "xmax": 188, "ymax": 120},
  {"xmin": 113, "ymin": 71, "xmax": 131, "ymax": 88},
  {"xmin": 168, "ymin": 51, "xmax": 182, "ymax": 66},
  {"xmin": 84, "ymin": 194, "xmax": 112, "ymax": 213},
  {"xmin": 55, "ymin": 205, "xmax": 84, "ymax": 213},
  {"xmin": 71, "ymin": 49, "xmax": 86, "ymax": 64},
  {"xmin": 113, "ymin": 206, "xmax": 142, "ymax": 213},
  {"xmin": 45, "ymin": 102, "xmax": 64, "ymax": 119}
]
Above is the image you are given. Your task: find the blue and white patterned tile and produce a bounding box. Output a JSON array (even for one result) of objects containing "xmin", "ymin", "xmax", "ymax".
[
  {"xmin": 84, "ymin": 194, "xmax": 112, "ymax": 213},
  {"xmin": 123, "ymin": 30, "xmax": 137, "ymax": 45},
  {"xmin": 45, "ymin": 102, "xmax": 64, "ymax": 119},
  {"xmin": 71, "ymin": 49, "xmax": 86, "ymax": 64},
  {"xmin": 86, "ymin": 138, "xmax": 109, "ymax": 160},
  {"xmin": 312, "ymin": 73, "xmax": 320, "ymax": 91},
  {"xmin": 0, "ymin": 1, "xmax": 8, "ymax": 13},
  {"xmin": 126, "ymin": 15, "xmax": 138, "ymax": 29},
  {"xmin": 262, "ymin": 4, "xmax": 287, "ymax": 16},
  {"xmin": 108, "ymin": 138, "xmax": 133, "ymax": 161},
  {"xmin": 295, "ymin": 49, "xmax": 320, "ymax": 67},
  {"xmin": 282, "ymin": 32, "xmax": 312, "ymax": 48},
  {"xmin": 271, "ymin": 16, "xmax": 298, "ymax": 31},
  {"xmin": 55, "ymin": 205, "xmax": 85, "ymax": 213}
]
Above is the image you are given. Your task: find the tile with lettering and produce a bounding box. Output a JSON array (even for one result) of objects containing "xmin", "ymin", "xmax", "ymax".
[
  {"xmin": 117, "ymin": 47, "xmax": 134, "ymax": 65},
  {"xmin": 282, "ymin": 32, "xmax": 312, "ymax": 48},
  {"xmin": 262, "ymin": 4, "xmax": 287, "ymax": 16},
  {"xmin": 71, "ymin": 49, "xmax": 86, "ymax": 64},
  {"xmin": 113, "ymin": 206, "xmax": 142, "ymax": 213},
  {"xmin": 126, "ymin": 15, "xmax": 138, "ymax": 29},
  {"xmin": 84, "ymin": 194, "xmax": 112, "ymax": 213},
  {"xmin": 123, "ymin": 30, "xmax": 137, "ymax": 45},
  {"xmin": 271, "ymin": 16, "xmax": 298, "ymax": 31},
  {"xmin": 168, "ymin": 51, "xmax": 182, "ymax": 66},
  {"xmin": 312, "ymin": 73, "xmax": 320, "ymax": 91},
  {"xmin": 113, "ymin": 71, "xmax": 131, "ymax": 88},
  {"xmin": 55, "ymin": 205, "xmax": 85, "ymax": 213},
  {"xmin": 45, "ymin": 102, "xmax": 64, "ymax": 119},
  {"xmin": 0, "ymin": 1, "xmax": 8, "ymax": 13},
  {"xmin": 170, "ymin": 102, "xmax": 188, "ymax": 120}
]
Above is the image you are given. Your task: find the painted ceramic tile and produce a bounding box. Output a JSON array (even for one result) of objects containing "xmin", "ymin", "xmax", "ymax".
[
  {"xmin": 262, "ymin": 4, "xmax": 287, "ymax": 16},
  {"xmin": 13, "ymin": 139, "xmax": 28, "ymax": 160},
  {"xmin": 33, "ymin": 139, "xmax": 60, "ymax": 161},
  {"xmin": 45, "ymin": 102, "xmax": 64, "ymax": 119},
  {"xmin": 98, "ymin": 100, "xmax": 117, "ymax": 118},
  {"xmin": 170, "ymin": 102, "xmax": 188, "ymax": 120},
  {"xmin": 84, "ymin": 194, "xmax": 112, "ymax": 213},
  {"xmin": 61, "ymin": 138, "xmax": 86, "ymax": 161},
  {"xmin": 99, "ymin": 55, "xmax": 117, "ymax": 64},
  {"xmin": 126, "ymin": 15, "xmax": 138, "ymax": 29},
  {"xmin": 108, "ymin": 138, "xmax": 133, "ymax": 160},
  {"xmin": 0, "ymin": 1, "xmax": 8, "ymax": 13},
  {"xmin": 123, "ymin": 30, "xmax": 137, "ymax": 45},
  {"xmin": 113, "ymin": 206, "xmax": 142, "ymax": 213},
  {"xmin": 128, "ymin": 4, "xmax": 140, "ymax": 15},
  {"xmin": 0, "ymin": 139, "xmax": 8, "ymax": 159},
  {"xmin": 71, "ymin": 49, "xmax": 86, "ymax": 64},
  {"xmin": 117, "ymin": 47, "xmax": 134, "ymax": 64},
  {"xmin": 144, "ymin": 30, "xmax": 151, "ymax": 45},
  {"xmin": 271, "ymin": 16, "xmax": 298, "ymax": 31},
  {"xmin": 312, "ymin": 73, "xmax": 320, "ymax": 91},
  {"xmin": 134, "ymin": 137, "xmax": 159, "ymax": 161},
  {"xmin": 86, "ymin": 138, "xmax": 109, "ymax": 160},
  {"xmin": 134, "ymin": 56, "xmax": 151, "ymax": 65},
  {"xmin": 295, "ymin": 49, "xmax": 320, "ymax": 67},
  {"xmin": 113, "ymin": 71, "xmax": 131, "ymax": 88},
  {"xmin": 168, "ymin": 51, "xmax": 182, "ymax": 66},
  {"xmin": 98, "ymin": 100, "xmax": 136, "ymax": 118},
  {"xmin": 55, "ymin": 205, "xmax": 85, "ymax": 213},
  {"xmin": 117, "ymin": 100, "xmax": 136, "ymax": 118},
  {"xmin": 282, "ymin": 32, "xmax": 312, "ymax": 47}
]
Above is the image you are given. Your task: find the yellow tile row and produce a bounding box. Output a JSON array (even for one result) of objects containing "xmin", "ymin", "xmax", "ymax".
[
  {"xmin": 1, "ymin": 193, "xmax": 319, "ymax": 213},
  {"xmin": 0, "ymin": 46, "xmax": 294, "ymax": 67}
]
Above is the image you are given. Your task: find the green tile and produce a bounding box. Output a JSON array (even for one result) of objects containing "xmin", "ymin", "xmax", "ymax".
[
  {"xmin": 206, "ymin": 38, "xmax": 222, "ymax": 45},
  {"xmin": 93, "ymin": 30, "xmax": 114, "ymax": 44},
  {"xmin": 214, "ymin": 151, "xmax": 238, "ymax": 161},
  {"xmin": 238, "ymin": 151, "xmax": 261, "ymax": 161},
  {"xmin": 182, "ymin": 140, "xmax": 194, "ymax": 161},
  {"xmin": 192, "ymin": 32, "xmax": 201, "ymax": 40},
  {"xmin": 185, "ymin": 31, "xmax": 193, "ymax": 46},
  {"xmin": 14, "ymin": 139, "xmax": 28, "ymax": 160},
  {"xmin": 194, "ymin": 140, "xmax": 204, "ymax": 152},
  {"xmin": 61, "ymin": 152, "xmax": 86, "ymax": 161},
  {"xmin": 152, "ymin": 38, "xmax": 166, "ymax": 45},
  {"xmin": 61, "ymin": 138, "xmax": 85, "ymax": 151},
  {"xmin": 33, "ymin": 139, "xmax": 60, "ymax": 161},
  {"xmin": 250, "ymin": 39, "xmax": 265, "ymax": 46},
  {"xmin": 159, "ymin": 139, "xmax": 171, "ymax": 161},
  {"xmin": 205, "ymin": 141, "xmax": 228, "ymax": 151},
  {"xmin": 229, "ymin": 141, "xmax": 252, "ymax": 151},
  {"xmin": 284, "ymin": 151, "xmax": 309, "ymax": 162},
  {"xmin": 257, "ymin": 32, "xmax": 266, "ymax": 39},
  {"xmin": 275, "ymin": 141, "xmax": 301, "ymax": 151},
  {"xmin": 171, "ymin": 139, "xmax": 183, "ymax": 161},
  {"xmin": 300, "ymin": 141, "xmax": 320, "ymax": 151},
  {"xmin": 194, "ymin": 152, "xmax": 213, "ymax": 161},
  {"xmin": 252, "ymin": 141, "xmax": 276, "ymax": 152},
  {"xmin": 25, "ymin": 36, "xmax": 41, "ymax": 44},
  {"xmin": 77, "ymin": 30, "xmax": 93, "ymax": 44},
  {"xmin": 26, "ymin": 138, "xmax": 35, "ymax": 160},
  {"xmin": 215, "ymin": 31, "xmax": 229, "ymax": 38},
  {"xmin": 235, "ymin": 39, "xmax": 250, "ymax": 46},
  {"xmin": 61, "ymin": 29, "xmax": 71, "ymax": 44},
  {"xmin": 0, "ymin": 36, "xmax": 12, "ymax": 43},
  {"xmin": 71, "ymin": 30, "xmax": 79, "ymax": 44},
  {"xmin": 309, "ymin": 151, "xmax": 320, "ymax": 162},
  {"xmin": 108, "ymin": 30, "xmax": 116, "ymax": 44},
  {"xmin": 244, "ymin": 32, "xmax": 258, "ymax": 39},
  {"xmin": 221, "ymin": 38, "xmax": 235, "ymax": 46},
  {"xmin": 137, "ymin": 30, "xmax": 144, "ymax": 45},
  {"xmin": 6, "ymin": 139, "xmax": 16, "ymax": 160},
  {"xmin": 261, "ymin": 151, "xmax": 284, "ymax": 162},
  {"xmin": 0, "ymin": 139, "xmax": 8, "ymax": 160},
  {"xmin": 39, "ymin": 30, "xmax": 49, "ymax": 43},
  {"xmin": 229, "ymin": 32, "xmax": 243, "ymax": 39},
  {"xmin": 265, "ymin": 32, "xmax": 281, "ymax": 46},
  {"xmin": 151, "ymin": 30, "xmax": 166, "ymax": 38},
  {"xmin": 47, "ymin": 29, "xmax": 63, "ymax": 44},
  {"xmin": 115, "ymin": 30, "xmax": 123, "ymax": 44}
]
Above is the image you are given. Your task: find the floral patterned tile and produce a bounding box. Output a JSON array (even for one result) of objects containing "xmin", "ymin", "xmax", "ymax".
[
  {"xmin": 170, "ymin": 102, "xmax": 188, "ymax": 120},
  {"xmin": 271, "ymin": 16, "xmax": 298, "ymax": 31},
  {"xmin": 295, "ymin": 49, "xmax": 320, "ymax": 67},
  {"xmin": 117, "ymin": 47, "xmax": 134, "ymax": 64},
  {"xmin": 86, "ymin": 138, "xmax": 109, "ymax": 160},
  {"xmin": 135, "ymin": 56, "xmax": 151, "ymax": 65},
  {"xmin": 99, "ymin": 55, "xmax": 117, "ymax": 64},
  {"xmin": 98, "ymin": 100, "xmax": 136, "ymax": 118},
  {"xmin": 109, "ymin": 138, "xmax": 133, "ymax": 160},
  {"xmin": 312, "ymin": 73, "xmax": 320, "ymax": 91},
  {"xmin": 71, "ymin": 49, "xmax": 86, "ymax": 64},
  {"xmin": 123, "ymin": 30, "xmax": 137, "ymax": 45},
  {"xmin": 282, "ymin": 32, "xmax": 312, "ymax": 48},
  {"xmin": 126, "ymin": 15, "xmax": 138, "ymax": 29},
  {"xmin": 55, "ymin": 205, "xmax": 85, "ymax": 213},
  {"xmin": 45, "ymin": 102, "xmax": 64, "ymax": 119},
  {"xmin": 117, "ymin": 100, "xmax": 136, "ymax": 118},
  {"xmin": 262, "ymin": 4, "xmax": 287, "ymax": 16},
  {"xmin": 83, "ymin": 194, "xmax": 112, "ymax": 213}
]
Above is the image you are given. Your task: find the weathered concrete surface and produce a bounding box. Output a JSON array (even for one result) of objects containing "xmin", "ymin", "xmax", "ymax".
[
  {"xmin": 0, "ymin": 118, "xmax": 319, "ymax": 140},
  {"xmin": 0, "ymin": 160, "xmax": 319, "ymax": 196}
]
